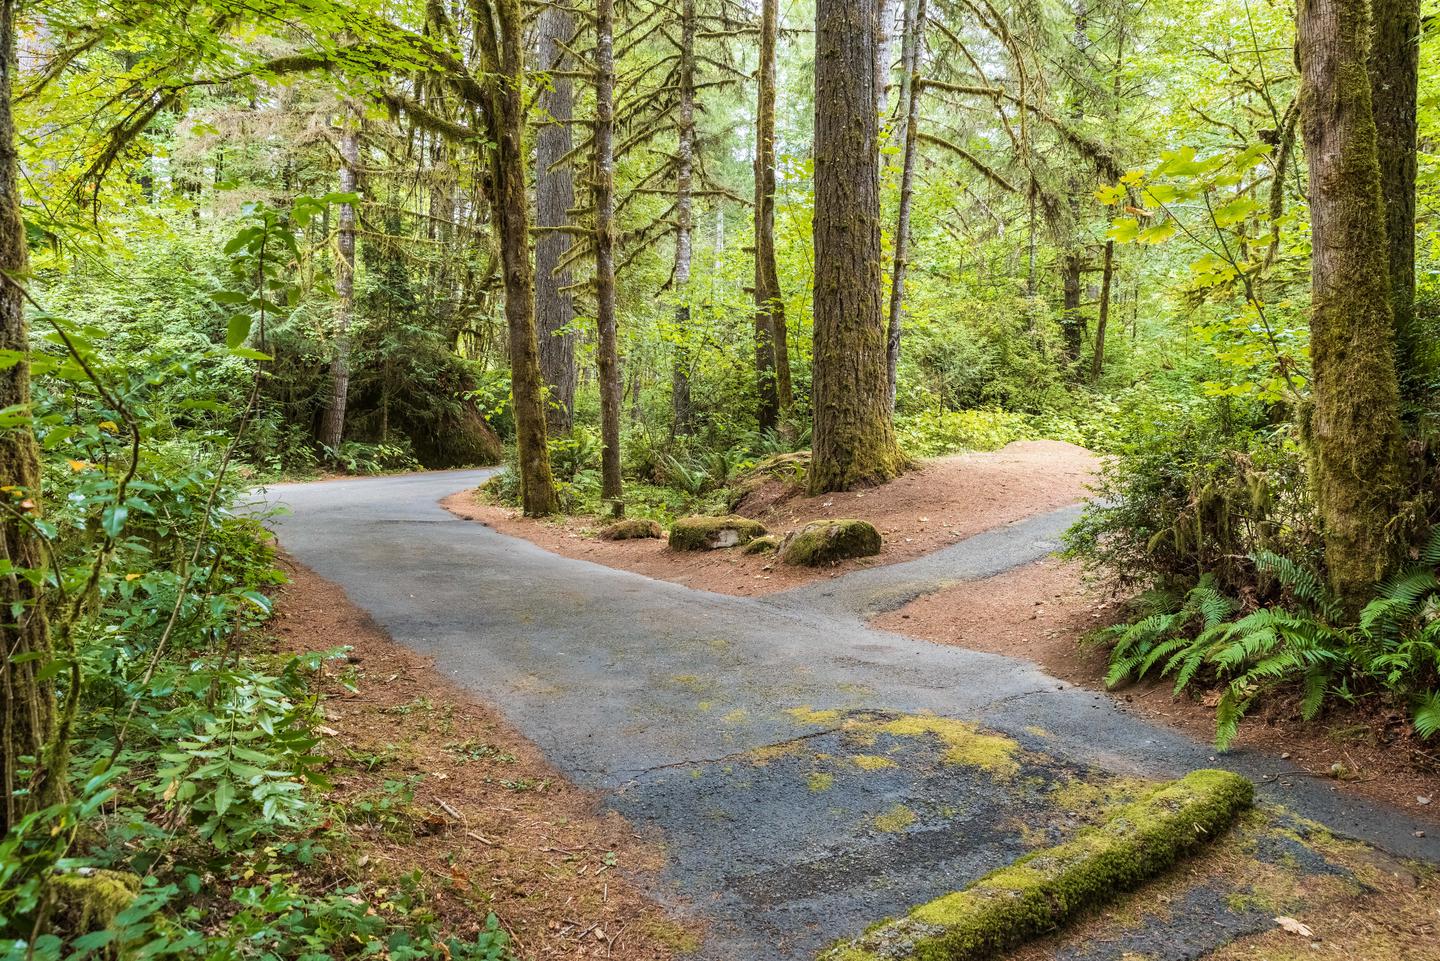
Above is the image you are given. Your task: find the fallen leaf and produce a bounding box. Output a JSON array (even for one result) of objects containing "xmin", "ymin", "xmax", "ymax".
[{"xmin": 1274, "ymin": 916, "xmax": 1313, "ymax": 938}]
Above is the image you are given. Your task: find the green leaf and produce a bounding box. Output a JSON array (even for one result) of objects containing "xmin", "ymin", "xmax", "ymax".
[
  {"xmin": 229, "ymin": 346, "xmax": 273, "ymax": 361},
  {"xmin": 226, "ymin": 314, "xmax": 252, "ymax": 349},
  {"xmin": 1212, "ymin": 196, "xmax": 1259, "ymax": 227},
  {"xmin": 1107, "ymin": 217, "xmax": 1140, "ymax": 243},
  {"xmin": 214, "ymin": 777, "xmax": 235, "ymax": 816},
  {"xmin": 101, "ymin": 504, "xmax": 128, "ymax": 538}
]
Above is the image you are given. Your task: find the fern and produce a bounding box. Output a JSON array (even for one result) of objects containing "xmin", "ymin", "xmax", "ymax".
[{"xmin": 1415, "ymin": 692, "xmax": 1440, "ymax": 739}]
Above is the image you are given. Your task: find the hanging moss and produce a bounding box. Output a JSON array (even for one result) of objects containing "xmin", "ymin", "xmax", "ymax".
[{"xmin": 819, "ymin": 769, "xmax": 1254, "ymax": 961}]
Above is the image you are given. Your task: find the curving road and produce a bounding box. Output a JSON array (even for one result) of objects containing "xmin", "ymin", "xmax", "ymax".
[{"xmin": 262, "ymin": 470, "xmax": 1437, "ymax": 960}]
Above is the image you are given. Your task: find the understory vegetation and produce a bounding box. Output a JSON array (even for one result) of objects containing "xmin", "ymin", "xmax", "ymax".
[{"xmin": 4, "ymin": 0, "xmax": 1440, "ymax": 953}]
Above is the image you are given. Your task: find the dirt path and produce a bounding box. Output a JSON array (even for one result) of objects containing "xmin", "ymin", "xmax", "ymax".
[
  {"xmin": 259, "ymin": 469, "xmax": 1439, "ymax": 961},
  {"xmin": 443, "ymin": 440, "xmax": 1095, "ymax": 596},
  {"xmin": 271, "ymin": 559, "xmax": 692, "ymax": 959}
]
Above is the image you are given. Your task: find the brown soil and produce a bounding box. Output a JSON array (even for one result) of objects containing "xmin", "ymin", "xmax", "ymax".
[
  {"xmin": 873, "ymin": 559, "xmax": 1440, "ymax": 826},
  {"xmin": 442, "ymin": 440, "xmax": 1096, "ymax": 597},
  {"xmin": 271, "ymin": 557, "xmax": 692, "ymax": 960}
]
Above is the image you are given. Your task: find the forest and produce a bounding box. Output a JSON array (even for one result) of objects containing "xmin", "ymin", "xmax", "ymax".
[{"xmin": 2, "ymin": 0, "xmax": 1439, "ymax": 956}]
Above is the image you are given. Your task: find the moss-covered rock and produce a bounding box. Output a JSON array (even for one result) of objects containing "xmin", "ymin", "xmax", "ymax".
[
  {"xmin": 725, "ymin": 451, "xmax": 811, "ymax": 511},
  {"xmin": 668, "ymin": 515, "xmax": 768, "ymax": 551},
  {"xmin": 819, "ymin": 769, "xmax": 1254, "ymax": 961},
  {"xmin": 742, "ymin": 534, "xmax": 784, "ymax": 555},
  {"xmin": 780, "ymin": 519, "xmax": 882, "ymax": 566},
  {"xmin": 599, "ymin": 518, "xmax": 663, "ymax": 540}
]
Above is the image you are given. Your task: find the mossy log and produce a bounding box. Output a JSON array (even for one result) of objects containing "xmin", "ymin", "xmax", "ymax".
[
  {"xmin": 49, "ymin": 870, "xmax": 140, "ymax": 935},
  {"xmin": 780, "ymin": 520, "xmax": 882, "ymax": 566},
  {"xmin": 599, "ymin": 518, "xmax": 663, "ymax": 540},
  {"xmin": 668, "ymin": 515, "xmax": 767, "ymax": 551},
  {"xmin": 820, "ymin": 769, "xmax": 1254, "ymax": 961}
]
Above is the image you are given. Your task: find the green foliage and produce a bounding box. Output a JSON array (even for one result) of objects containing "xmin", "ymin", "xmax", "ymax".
[
  {"xmin": 1097, "ymin": 542, "xmax": 1440, "ymax": 749},
  {"xmin": 895, "ymin": 408, "xmax": 1037, "ymax": 457}
]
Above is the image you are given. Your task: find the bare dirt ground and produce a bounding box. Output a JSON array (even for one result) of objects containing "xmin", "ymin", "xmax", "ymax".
[
  {"xmin": 442, "ymin": 440, "xmax": 1096, "ymax": 596},
  {"xmin": 270, "ymin": 557, "xmax": 693, "ymax": 960},
  {"xmin": 873, "ymin": 558, "xmax": 1440, "ymax": 825}
]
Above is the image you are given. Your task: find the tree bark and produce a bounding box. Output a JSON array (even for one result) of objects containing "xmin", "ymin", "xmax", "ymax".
[
  {"xmin": 811, "ymin": 0, "xmax": 904, "ymax": 493},
  {"xmin": 753, "ymin": 0, "xmax": 784, "ymax": 431},
  {"xmin": 1368, "ymin": 0, "xmax": 1423, "ymax": 407},
  {"xmin": 593, "ymin": 0, "xmax": 624, "ymax": 511},
  {"xmin": 0, "ymin": 0, "xmax": 56, "ymax": 833},
  {"xmin": 885, "ymin": 0, "xmax": 926, "ymax": 411},
  {"xmin": 1090, "ymin": 239, "xmax": 1113, "ymax": 383},
  {"xmin": 1299, "ymin": 0, "xmax": 1404, "ymax": 601},
  {"xmin": 493, "ymin": 0, "xmax": 559, "ymax": 516},
  {"xmin": 536, "ymin": 4, "xmax": 577, "ymax": 432},
  {"xmin": 1060, "ymin": 251, "xmax": 1084, "ymax": 360},
  {"xmin": 319, "ymin": 103, "xmax": 358, "ymax": 455},
  {"xmin": 671, "ymin": 0, "xmax": 696, "ymax": 436}
]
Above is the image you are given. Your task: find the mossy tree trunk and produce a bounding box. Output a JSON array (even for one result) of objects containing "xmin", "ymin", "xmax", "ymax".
[
  {"xmin": 319, "ymin": 103, "xmax": 358, "ymax": 456},
  {"xmin": 487, "ymin": 0, "xmax": 559, "ymax": 516},
  {"xmin": 0, "ymin": 0, "xmax": 57, "ymax": 833},
  {"xmin": 670, "ymin": 0, "xmax": 697, "ymax": 437},
  {"xmin": 810, "ymin": 0, "xmax": 904, "ymax": 493},
  {"xmin": 536, "ymin": 4, "xmax": 578, "ymax": 433},
  {"xmin": 752, "ymin": 0, "xmax": 784, "ymax": 432},
  {"xmin": 1368, "ymin": 0, "xmax": 1425, "ymax": 408},
  {"xmin": 1299, "ymin": 0, "xmax": 1405, "ymax": 601},
  {"xmin": 593, "ymin": 0, "xmax": 623, "ymax": 511}
]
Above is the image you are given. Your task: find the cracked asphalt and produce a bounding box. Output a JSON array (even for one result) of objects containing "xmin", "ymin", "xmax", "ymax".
[{"xmin": 261, "ymin": 469, "xmax": 1438, "ymax": 960}]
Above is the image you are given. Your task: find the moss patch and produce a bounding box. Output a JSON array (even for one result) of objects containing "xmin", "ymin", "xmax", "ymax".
[
  {"xmin": 808, "ymin": 771, "xmax": 836, "ymax": 792},
  {"xmin": 874, "ymin": 714, "xmax": 1020, "ymax": 776},
  {"xmin": 668, "ymin": 515, "xmax": 767, "ymax": 551},
  {"xmin": 874, "ymin": 804, "xmax": 918, "ymax": 833},
  {"xmin": 780, "ymin": 519, "xmax": 883, "ymax": 566},
  {"xmin": 49, "ymin": 870, "xmax": 141, "ymax": 935},
  {"xmin": 598, "ymin": 518, "xmax": 662, "ymax": 540},
  {"xmin": 851, "ymin": 753, "xmax": 897, "ymax": 771},
  {"xmin": 742, "ymin": 534, "xmax": 784, "ymax": 555},
  {"xmin": 820, "ymin": 770, "xmax": 1254, "ymax": 961}
]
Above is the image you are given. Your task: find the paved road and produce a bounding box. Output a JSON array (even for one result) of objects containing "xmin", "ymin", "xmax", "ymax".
[{"xmin": 262, "ymin": 470, "xmax": 1438, "ymax": 960}]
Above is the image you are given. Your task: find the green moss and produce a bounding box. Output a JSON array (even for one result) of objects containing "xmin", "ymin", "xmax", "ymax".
[
  {"xmin": 820, "ymin": 770, "xmax": 1254, "ymax": 960},
  {"xmin": 875, "ymin": 714, "xmax": 1020, "ymax": 776},
  {"xmin": 598, "ymin": 517, "xmax": 663, "ymax": 540},
  {"xmin": 874, "ymin": 804, "xmax": 917, "ymax": 833},
  {"xmin": 668, "ymin": 515, "xmax": 767, "ymax": 551},
  {"xmin": 785, "ymin": 705, "xmax": 845, "ymax": 725},
  {"xmin": 780, "ymin": 519, "xmax": 883, "ymax": 566},
  {"xmin": 743, "ymin": 534, "xmax": 784, "ymax": 555},
  {"xmin": 851, "ymin": 753, "xmax": 897, "ymax": 771},
  {"xmin": 809, "ymin": 771, "xmax": 836, "ymax": 792},
  {"xmin": 49, "ymin": 870, "xmax": 141, "ymax": 934}
]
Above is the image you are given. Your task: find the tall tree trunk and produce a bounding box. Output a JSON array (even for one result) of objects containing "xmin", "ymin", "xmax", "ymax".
[
  {"xmin": 811, "ymin": 0, "xmax": 904, "ymax": 493},
  {"xmin": 875, "ymin": 0, "xmax": 899, "ymax": 118},
  {"xmin": 593, "ymin": 0, "xmax": 624, "ymax": 511},
  {"xmin": 753, "ymin": 0, "xmax": 783, "ymax": 431},
  {"xmin": 319, "ymin": 104, "xmax": 358, "ymax": 455},
  {"xmin": 671, "ymin": 0, "xmax": 696, "ymax": 436},
  {"xmin": 0, "ymin": 0, "xmax": 56, "ymax": 834},
  {"xmin": 536, "ymin": 4, "xmax": 578, "ymax": 432},
  {"xmin": 1060, "ymin": 251, "xmax": 1084, "ymax": 360},
  {"xmin": 1090, "ymin": 239, "xmax": 1113, "ymax": 383},
  {"xmin": 494, "ymin": 0, "xmax": 559, "ymax": 516},
  {"xmin": 1299, "ymin": 0, "xmax": 1404, "ymax": 601},
  {"xmin": 885, "ymin": 0, "xmax": 926, "ymax": 411},
  {"xmin": 1368, "ymin": 0, "xmax": 1423, "ymax": 407}
]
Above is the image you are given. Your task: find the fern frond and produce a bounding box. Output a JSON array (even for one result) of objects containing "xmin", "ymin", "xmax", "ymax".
[
  {"xmin": 1421, "ymin": 526, "xmax": 1440, "ymax": 566},
  {"xmin": 1414, "ymin": 692, "xmax": 1440, "ymax": 739}
]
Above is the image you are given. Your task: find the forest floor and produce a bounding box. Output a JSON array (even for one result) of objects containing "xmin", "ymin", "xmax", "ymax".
[
  {"xmin": 441, "ymin": 439, "xmax": 1096, "ymax": 596},
  {"xmin": 269, "ymin": 558, "xmax": 695, "ymax": 959}
]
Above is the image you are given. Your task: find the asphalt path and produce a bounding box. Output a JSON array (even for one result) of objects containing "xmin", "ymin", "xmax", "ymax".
[{"xmin": 261, "ymin": 470, "xmax": 1437, "ymax": 960}]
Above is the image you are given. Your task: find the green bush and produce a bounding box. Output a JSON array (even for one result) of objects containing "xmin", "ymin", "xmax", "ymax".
[{"xmin": 895, "ymin": 407, "xmax": 1036, "ymax": 457}]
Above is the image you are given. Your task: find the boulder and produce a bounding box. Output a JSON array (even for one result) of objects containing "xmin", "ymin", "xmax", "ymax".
[
  {"xmin": 742, "ymin": 534, "xmax": 784, "ymax": 555},
  {"xmin": 598, "ymin": 518, "xmax": 663, "ymax": 541},
  {"xmin": 780, "ymin": 519, "xmax": 883, "ymax": 566},
  {"xmin": 669, "ymin": 515, "xmax": 767, "ymax": 551}
]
